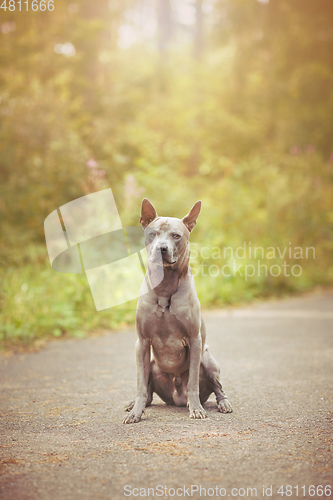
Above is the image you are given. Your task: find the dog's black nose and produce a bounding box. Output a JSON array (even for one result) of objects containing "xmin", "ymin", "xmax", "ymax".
[{"xmin": 160, "ymin": 246, "xmax": 168, "ymax": 254}]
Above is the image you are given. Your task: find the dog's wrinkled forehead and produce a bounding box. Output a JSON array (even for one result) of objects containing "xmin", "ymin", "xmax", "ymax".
[{"xmin": 147, "ymin": 217, "xmax": 190, "ymax": 238}]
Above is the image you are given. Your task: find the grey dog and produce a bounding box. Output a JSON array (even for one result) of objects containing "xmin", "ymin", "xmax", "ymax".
[{"xmin": 123, "ymin": 199, "xmax": 233, "ymax": 423}]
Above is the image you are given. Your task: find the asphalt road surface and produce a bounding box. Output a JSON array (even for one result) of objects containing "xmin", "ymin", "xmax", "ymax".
[{"xmin": 1, "ymin": 291, "xmax": 332, "ymax": 500}]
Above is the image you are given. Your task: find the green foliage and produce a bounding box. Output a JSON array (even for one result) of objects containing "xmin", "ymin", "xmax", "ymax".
[
  {"xmin": 0, "ymin": 0, "xmax": 332, "ymax": 347},
  {"xmin": 0, "ymin": 244, "xmax": 136, "ymax": 348}
]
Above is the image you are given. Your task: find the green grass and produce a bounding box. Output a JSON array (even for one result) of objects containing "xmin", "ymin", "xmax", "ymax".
[{"xmin": 0, "ymin": 248, "xmax": 136, "ymax": 350}]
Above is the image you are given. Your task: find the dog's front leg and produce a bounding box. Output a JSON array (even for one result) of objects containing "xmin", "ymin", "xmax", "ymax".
[
  {"xmin": 187, "ymin": 335, "xmax": 207, "ymax": 419},
  {"xmin": 123, "ymin": 337, "xmax": 150, "ymax": 424}
]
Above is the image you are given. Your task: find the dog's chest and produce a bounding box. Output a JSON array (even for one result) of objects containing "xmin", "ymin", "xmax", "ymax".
[
  {"xmin": 138, "ymin": 284, "xmax": 200, "ymax": 346},
  {"xmin": 143, "ymin": 307, "xmax": 188, "ymax": 341},
  {"xmin": 148, "ymin": 316, "xmax": 189, "ymax": 373}
]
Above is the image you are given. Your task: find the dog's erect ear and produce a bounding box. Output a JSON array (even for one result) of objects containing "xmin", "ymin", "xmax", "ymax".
[
  {"xmin": 182, "ymin": 201, "xmax": 201, "ymax": 232},
  {"xmin": 140, "ymin": 198, "xmax": 158, "ymax": 228}
]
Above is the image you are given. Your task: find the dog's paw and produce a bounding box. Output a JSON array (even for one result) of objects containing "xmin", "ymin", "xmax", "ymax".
[
  {"xmin": 217, "ymin": 398, "xmax": 233, "ymax": 413},
  {"xmin": 122, "ymin": 409, "xmax": 144, "ymax": 424},
  {"xmin": 189, "ymin": 405, "xmax": 207, "ymax": 419},
  {"xmin": 124, "ymin": 400, "xmax": 135, "ymax": 412}
]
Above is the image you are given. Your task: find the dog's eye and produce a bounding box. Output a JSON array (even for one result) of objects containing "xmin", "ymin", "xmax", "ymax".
[
  {"xmin": 149, "ymin": 232, "xmax": 156, "ymax": 239},
  {"xmin": 173, "ymin": 234, "xmax": 181, "ymax": 239}
]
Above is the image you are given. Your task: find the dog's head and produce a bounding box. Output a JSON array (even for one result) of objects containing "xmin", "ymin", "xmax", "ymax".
[{"xmin": 140, "ymin": 199, "xmax": 201, "ymax": 270}]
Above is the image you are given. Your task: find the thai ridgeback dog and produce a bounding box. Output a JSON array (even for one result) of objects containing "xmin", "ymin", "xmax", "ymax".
[{"xmin": 123, "ymin": 199, "xmax": 232, "ymax": 423}]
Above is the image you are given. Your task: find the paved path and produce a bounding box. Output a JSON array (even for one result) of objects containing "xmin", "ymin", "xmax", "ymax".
[{"xmin": 1, "ymin": 291, "xmax": 332, "ymax": 500}]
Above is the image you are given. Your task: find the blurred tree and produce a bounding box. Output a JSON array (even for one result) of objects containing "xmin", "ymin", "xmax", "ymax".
[
  {"xmin": 157, "ymin": 0, "xmax": 172, "ymax": 55},
  {"xmin": 212, "ymin": 0, "xmax": 333, "ymax": 156},
  {"xmin": 194, "ymin": 0, "xmax": 203, "ymax": 59}
]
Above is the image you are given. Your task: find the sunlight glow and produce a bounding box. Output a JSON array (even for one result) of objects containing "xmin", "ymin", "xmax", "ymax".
[{"xmin": 54, "ymin": 42, "xmax": 76, "ymax": 57}]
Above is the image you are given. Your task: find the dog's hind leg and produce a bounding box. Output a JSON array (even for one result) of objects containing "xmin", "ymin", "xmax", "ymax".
[
  {"xmin": 125, "ymin": 371, "xmax": 154, "ymax": 412},
  {"xmin": 201, "ymin": 348, "xmax": 233, "ymax": 414}
]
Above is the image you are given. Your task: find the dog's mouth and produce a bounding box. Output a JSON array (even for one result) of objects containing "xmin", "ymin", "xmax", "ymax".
[
  {"xmin": 162, "ymin": 258, "xmax": 177, "ymax": 267},
  {"xmin": 149, "ymin": 256, "xmax": 177, "ymax": 266}
]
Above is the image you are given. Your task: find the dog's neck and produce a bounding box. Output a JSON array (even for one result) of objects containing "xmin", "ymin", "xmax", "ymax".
[{"xmin": 152, "ymin": 267, "xmax": 180, "ymax": 299}]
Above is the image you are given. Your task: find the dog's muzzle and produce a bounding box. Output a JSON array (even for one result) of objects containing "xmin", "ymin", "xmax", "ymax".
[{"xmin": 149, "ymin": 245, "xmax": 176, "ymax": 266}]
